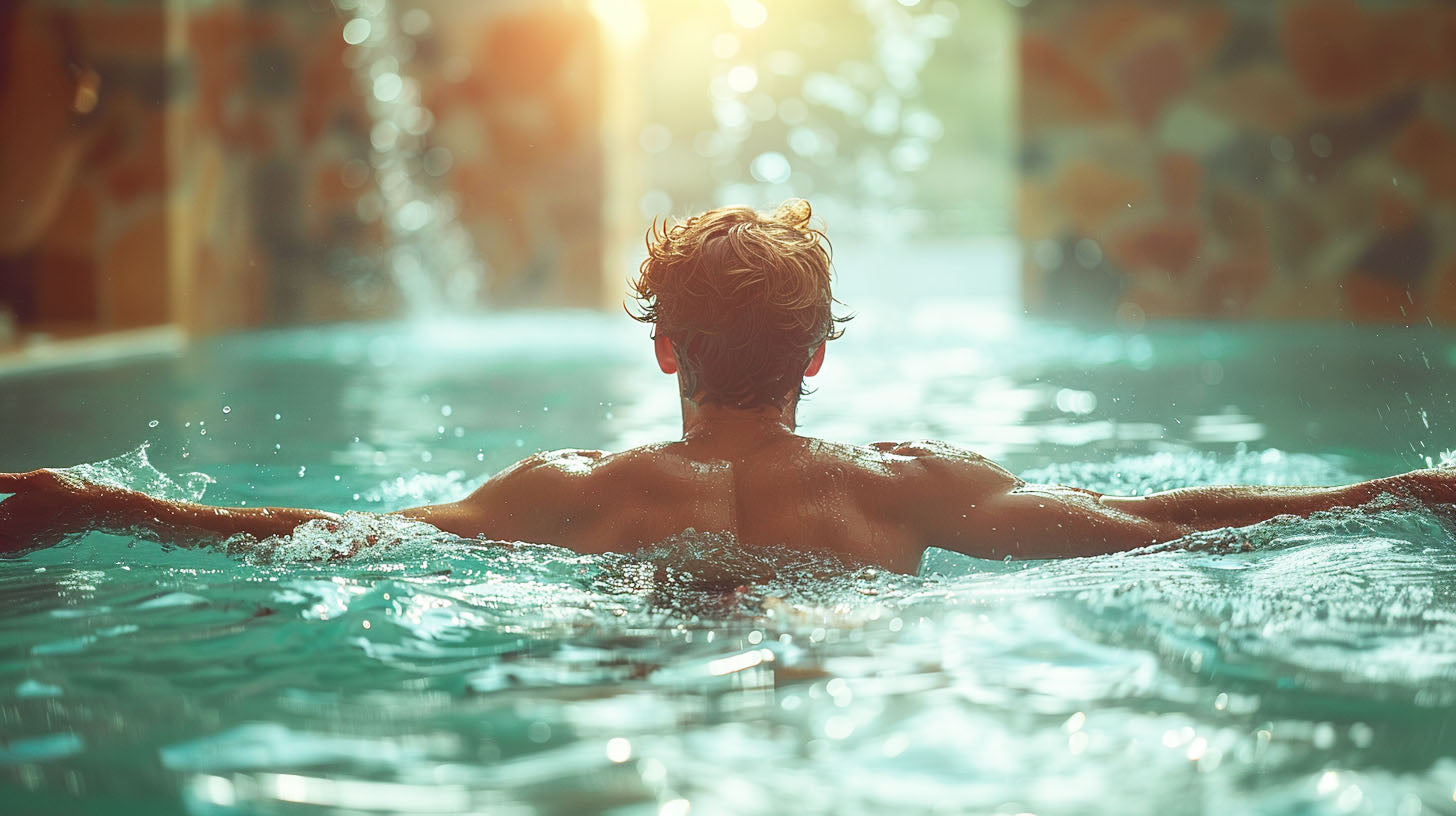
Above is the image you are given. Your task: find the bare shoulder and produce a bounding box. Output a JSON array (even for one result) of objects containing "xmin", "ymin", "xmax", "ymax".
[
  {"xmin": 864, "ymin": 439, "xmax": 1023, "ymax": 492},
  {"xmin": 485, "ymin": 444, "xmax": 683, "ymax": 492},
  {"xmin": 504, "ymin": 447, "xmax": 609, "ymax": 474},
  {"xmin": 478, "ymin": 447, "xmax": 611, "ymax": 495}
]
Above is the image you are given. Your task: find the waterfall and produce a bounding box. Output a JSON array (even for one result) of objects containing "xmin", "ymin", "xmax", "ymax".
[{"xmin": 332, "ymin": 0, "xmax": 486, "ymax": 315}]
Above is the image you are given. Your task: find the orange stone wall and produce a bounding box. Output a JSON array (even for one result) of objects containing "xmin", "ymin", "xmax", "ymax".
[
  {"xmin": 1018, "ymin": 0, "xmax": 1456, "ymax": 324},
  {"xmin": 0, "ymin": 0, "xmax": 605, "ymax": 336},
  {"xmin": 408, "ymin": 0, "xmax": 604, "ymax": 308}
]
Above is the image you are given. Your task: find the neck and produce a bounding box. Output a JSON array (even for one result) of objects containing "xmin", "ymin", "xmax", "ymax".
[{"xmin": 679, "ymin": 395, "xmax": 799, "ymax": 441}]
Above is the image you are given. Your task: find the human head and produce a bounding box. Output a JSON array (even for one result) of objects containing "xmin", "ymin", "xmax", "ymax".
[{"xmin": 629, "ymin": 198, "xmax": 849, "ymax": 409}]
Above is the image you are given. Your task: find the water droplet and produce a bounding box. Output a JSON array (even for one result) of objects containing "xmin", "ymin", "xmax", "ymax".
[
  {"xmin": 726, "ymin": 64, "xmax": 758, "ymax": 94},
  {"xmin": 341, "ymin": 17, "xmax": 371, "ymax": 45},
  {"xmin": 750, "ymin": 151, "xmax": 791, "ymax": 184},
  {"xmin": 605, "ymin": 737, "xmax": 632, "ymax": 763},
  {"xmin": 372, "ymin": 72, "xmax": 403, "ymax": 103}
]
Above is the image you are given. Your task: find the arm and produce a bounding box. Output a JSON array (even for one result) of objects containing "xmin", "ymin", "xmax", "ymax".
[
  {"xmin": 901, "ymin": 443, "xmax": 1455, "ymax": 560},
  {"xmin": 0, "ymin": 469, "xmax": 339, "ymax": 553},
  {"xmin": 0, "ymin": 449, "xmax": 599, "ymax": 555}
]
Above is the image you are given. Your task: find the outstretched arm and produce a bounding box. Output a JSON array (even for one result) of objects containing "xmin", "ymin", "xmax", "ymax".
[
  {"xmin": 0, "ymin": 450, "xmax": 590, "ymax": 555},
  {"xmin": 0, "ymin": 469, "xmax": 339, "ymax": 553},
  {"xmin": 898, "ymin": 443, "xmax": 1455, "ymax": 560}
]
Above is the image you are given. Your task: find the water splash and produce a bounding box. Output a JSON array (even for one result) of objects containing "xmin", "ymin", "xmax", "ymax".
[
  {"xmin": 703, "ymin": 0, "xmax": 962, "ymax": 235},
  {"xmin": 10, "ymin": 444, "xmax": 1456, "ymax": 814},
  {"xmin": 57, "ymin": 444, "xmax": 212, "ymax": 503},
  {"xmin": 331, "ymin": 0, "xmax": 485, "ymax": 314}
]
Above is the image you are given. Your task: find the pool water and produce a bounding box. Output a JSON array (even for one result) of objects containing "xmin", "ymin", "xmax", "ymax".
[{"xmin": 2, "ymin": 312, "xmax": 1455, "ymax": 815}]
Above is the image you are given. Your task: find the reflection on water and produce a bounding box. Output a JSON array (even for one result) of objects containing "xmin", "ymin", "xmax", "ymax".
[
  {"xmin": 1, "ymin": 317, "xmax": 1455, "ymax": 813},
  {"xmin": 4, "ymin": 473, "xmax": 1455, "ymax": 814}
]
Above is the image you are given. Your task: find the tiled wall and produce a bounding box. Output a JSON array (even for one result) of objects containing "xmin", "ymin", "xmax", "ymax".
[
  {"xmin": 1018, "ymin": 0, "xmax": 1456, "ymax": 325},
  {"xmin": 11, "ymin": 0, "xmax": 1455, "ymax": 333},
  {"xmin": 3, "ymin": 0, "xmax": 604, "ymax": 335}
]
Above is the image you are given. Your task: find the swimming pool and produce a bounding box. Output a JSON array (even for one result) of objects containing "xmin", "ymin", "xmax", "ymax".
[{"xmin": 2, "ymin": 311, "xmax": 1455, "ymax": 815}]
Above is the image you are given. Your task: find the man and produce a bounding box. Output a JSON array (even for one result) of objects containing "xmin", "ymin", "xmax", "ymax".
[{"xmin": 1, "ymin": 200, "xmax": 1452, "ymax": 569}]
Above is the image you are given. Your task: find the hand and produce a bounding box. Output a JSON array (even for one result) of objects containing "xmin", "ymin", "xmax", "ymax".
[{"xmin": 0, "ymin": 469, "xmax": 108, "ymax": 554}]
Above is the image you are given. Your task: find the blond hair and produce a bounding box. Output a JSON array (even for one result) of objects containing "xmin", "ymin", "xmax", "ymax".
[{"xmin": 628, "ymin": 199, "xmax": 849, "ymax": 409}]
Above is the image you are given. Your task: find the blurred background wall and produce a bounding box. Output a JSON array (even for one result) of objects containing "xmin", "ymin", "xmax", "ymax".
[
  {"xmin": 1, "ymin": 0, "xmax": 1454, "ymax": 345},
  {"xmin": 0, "ymin": 0, "xmax": 603, "ymax": 340},
  {"xmin": 1019, "ymin": 0, "xmax": 1456, "ymax": 325}
]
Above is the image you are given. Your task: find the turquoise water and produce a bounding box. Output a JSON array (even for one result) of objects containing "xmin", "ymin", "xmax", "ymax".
[{"xmin": 2, "ymin": 313, "xmax": 1455, "ymax": 814}]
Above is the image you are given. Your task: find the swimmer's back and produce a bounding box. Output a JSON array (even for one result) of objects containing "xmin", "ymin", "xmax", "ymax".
[{"xmin": 445, "ymin": 435, "xmax": 1020, "ymax": 572}]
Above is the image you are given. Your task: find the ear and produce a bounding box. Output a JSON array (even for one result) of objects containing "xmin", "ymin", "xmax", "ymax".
[
  {"xmin": 804, "ymin": 343, "xmax": 826, "ymax": 377},
  {"xmin": 653, "ymin": 333, "xmax": 678, "ymax": 374}
]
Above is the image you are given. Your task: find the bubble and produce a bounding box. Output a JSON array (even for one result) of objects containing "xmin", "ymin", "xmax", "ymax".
[
  {"xmin": 372, "ymin": 72, "xmax": 403, "ymax": 103},
  {"xmin": 726, "ymin": 0, "xmax": 767, "ymax": 28},
  {"xmin": 148, "ymin": 420, "xmax": 159, "ymax": 428},
  {"xmin": 396, "ymin": 200, "xmax": 432, "ymax": 231},
  {"xmin": 401, "ymin": 106, "xmax": 433, "ymax": 136},
  {"xmin": 712, "ymin": 99, "xmax": 748, "ymax": 129},
  {"xmin": 341, "ymin": 18, "xmax": 371, "ymax": 45},
  {"xmin": 1269, "ymin": 135, "xmax": 1294, "ymax": 163},
  {"xmin": 889, "ymin": 139, "xmax": 930, "ymax": 172},
  {"xmin": 400, "ymin": 8, "xmax": 431, "ymax": 36},
  {"xmin": 1054, "ymin": 388, "xmax": 1097, "ymax": 415},
  {"xmin": 605, "ymin": 737, "xmax": 632, "ymax": 763},
  {"xmin": 750, "ymin": 151, "xmax": 792, "ymax": 184},
  {"xmin": 370, "ymin": 120, "xmax": 399, "ymax": 151},
  {"xmin": 727, "ymin": 65, "xmax": 758, "ymax": 94},
  {"xmin": 1033, "ymin": 239, "xmax": 1063, "ymax": 271},
  {"xmin": 222, "ymin": 406, "xmax": 231, "ymax": 414}
]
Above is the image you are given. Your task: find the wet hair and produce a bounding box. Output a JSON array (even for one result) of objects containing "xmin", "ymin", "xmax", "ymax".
[{"xmin": 628, "ymin": 199, "xmax": 849, "ymax": 409}]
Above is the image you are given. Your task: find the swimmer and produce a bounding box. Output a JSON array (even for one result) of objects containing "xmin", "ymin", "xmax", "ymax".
[{"xmin": 2, "ymin": 200, "xmax": 1453, "ymax": 570}]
